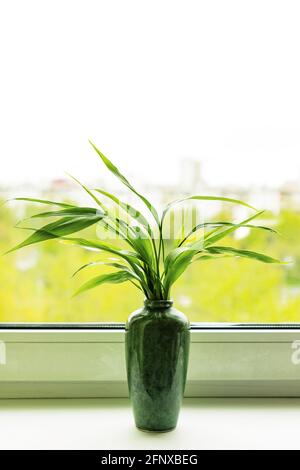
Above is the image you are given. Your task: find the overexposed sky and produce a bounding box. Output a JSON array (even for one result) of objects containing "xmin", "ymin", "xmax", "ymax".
[{"xmin": 0, "ymin": 0, "xmax": 300, "ymax": 188}]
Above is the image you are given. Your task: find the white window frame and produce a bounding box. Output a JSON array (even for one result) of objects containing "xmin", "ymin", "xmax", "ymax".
[{"xmin": 1, "ymin": 323, "xmax": 300, "ymax": 398}]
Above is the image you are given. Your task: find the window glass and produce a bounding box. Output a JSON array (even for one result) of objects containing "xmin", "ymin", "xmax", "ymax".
[
  {"xmin": 1, "ymin": 1, "xmax": 299, "ymax": 323},
  {"xmin": 0, "ymin": 185, "xmax": 296, "ymax": 323}
]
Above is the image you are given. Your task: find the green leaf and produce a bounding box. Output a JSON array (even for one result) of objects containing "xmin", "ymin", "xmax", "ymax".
[
  {"xmin": 74, "ymin": 270, "xmax": 136, "ymax": 296},
  {"xmin": 61, "ymin": 237, "xmax": 142, "ymax": 264},
  {"xmin": 193, "ymin": 254, "xmax": 232, "ymax": 262},
  {"xmin": 7, "ymin": 145, "xmax": 281, "ymax": 301},
  {"xmin": 67, "ymin": 173, "xmax": 107, "ymax": 211},
  {"xmin": 203, "ymin": 211, "xmax": 265, "ymax": 247},
  {"xmin": 12, "ymin": 197, "xmax": 75, "ymax": 208},
  {"xmin": 178, "ymin": 219, "xmax": 277, "ymax": 247},
  {"xmin": 164, "ymin": 247, "xmax": 189, "ymax": 272},
  {"xmin": 162, "ymin": 195, "xmax": 257, "ymax": 226},
  {"xmin": 72, "ymin": 259, "xmax": 126, "ymax": 277},
  {"xmin": 28, "ymin": 207, "xmax": 105, "ymax": 219},
  {"xmin": 72, "ymin": 259, "xmax": 143, "ymax": 290},
  {"xmin": 89, "ymin": 141, "xmax": 160, "ymax": 227},
  {"xmin": 205, "ymin": 246, "xmax": 283, "ymax": 264},
  {"xmin": 126, "ymin": 226, "xmax": 155, "ymax": 266},
  {"xmin": 5, "ymin": 215, "xmax": 104, "ymax": 254},
  {"xmin": 163, "ymin": 247, "xmax": 198, "ymax": 297},
  {"xmin": 62, "ymin": 236, "xmax": 152, "ymax": 295}
]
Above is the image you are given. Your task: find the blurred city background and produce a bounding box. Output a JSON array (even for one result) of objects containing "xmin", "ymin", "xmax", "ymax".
[{"xmin": 1, "ymin": 157, "xmax": 300, "ymax": 323}]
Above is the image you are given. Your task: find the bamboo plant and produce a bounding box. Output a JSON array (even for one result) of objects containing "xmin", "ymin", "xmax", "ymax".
[{"xmin": 6, "ymin": 142, "xmax": 282, "ymax": 300}]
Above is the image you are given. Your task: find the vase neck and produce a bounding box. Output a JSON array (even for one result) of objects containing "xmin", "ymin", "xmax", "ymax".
[{"xmin": 144, "ymin": 299, "xmax": 173, "ymax": 310}]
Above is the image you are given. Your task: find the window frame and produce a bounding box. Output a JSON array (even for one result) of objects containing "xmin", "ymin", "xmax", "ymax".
[{"xmin": 1, "ymin": 323, "xmax": 300, "ymax": 398}]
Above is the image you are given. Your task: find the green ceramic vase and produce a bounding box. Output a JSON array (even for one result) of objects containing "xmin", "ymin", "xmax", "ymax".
[{"xmin": 125, "ymin": 299, "xmax": 190, "ymax": 432}]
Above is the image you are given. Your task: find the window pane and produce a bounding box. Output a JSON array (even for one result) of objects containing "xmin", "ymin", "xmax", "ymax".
[
  {"xmin": 0, "ymin": 184, "xmax": 297, "ymax": 323},
  {"xmin": 1, "ymin": 1, "xmax": 300, "ymax": 323}
]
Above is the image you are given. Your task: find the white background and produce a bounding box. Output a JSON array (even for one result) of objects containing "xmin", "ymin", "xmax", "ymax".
[{"xmin": 0, "ymin": 0, "xmax": 300, "ymax": 188}]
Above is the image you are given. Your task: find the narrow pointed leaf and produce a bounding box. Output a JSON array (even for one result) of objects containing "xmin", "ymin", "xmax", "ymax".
[
  {"xmin": 126, "ymin": 227, "xmax": 155, "ymax": 267},
  {"xmin": 62, "ymin": 236, "xmax": 152, "ymax": 292},
  {"xmin": 193, "ymin": 254, "xmax": 232, "ymax": 262},
  {"xmin": 67, "ymin": 173, "xmax": 107, "ymax": 211},
  {"xmin": 162, "ymin": 195, "xmax": 258, "ymax": 227},
  {"xmin": 163, "ymin": 247, "xmax": 198, "ymax": 296},
  {"xmin": 72, "ymin": 259, "xmax": 128, "ymax": 277},
  {"xmin": 205, "ymin": 246, "xmax": 283, "ymax": 264},
  {"xmin": 61, "ymin": 237, "xmax": 142, "ymax": 264},
  {"xmin": 89, "ymin": 141, "xmax": 160, "ymax": 227},
  {"xmin": 6, "ymin": 215, "xmax": 104, "ymax": 254},
  {"xmin": 74, "ymin": 271, "xmax": 136, "ymax": 296},
  {"xmin": 203, "ymin": 211, "xmax": 265, "ymax": 247},
  {"xmin": 28, "ymin": 207, "xmax": 105, "ymax": 219},
  {"xmin": 178, "ymin": 219, "xmax": 277, "ymax": 247},
  {"xmin": 12, "ymin": 198, "xmax": 74, "ymax": 208}
]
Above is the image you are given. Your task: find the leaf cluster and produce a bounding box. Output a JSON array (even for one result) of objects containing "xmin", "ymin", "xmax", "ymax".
[{"xmin": 6, "ymin": 142, "xmax": 283, "ymax": 300}]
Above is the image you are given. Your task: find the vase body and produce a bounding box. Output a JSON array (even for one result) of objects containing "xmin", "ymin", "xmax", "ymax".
[{"xmin": 125, "ymin": 299, "xmax": 190, "ymax": 432}]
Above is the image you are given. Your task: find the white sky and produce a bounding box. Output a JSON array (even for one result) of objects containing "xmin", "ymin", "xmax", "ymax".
[{"xmin": 0, "ymin": 0, "xmax": 300, "ymax": 188}]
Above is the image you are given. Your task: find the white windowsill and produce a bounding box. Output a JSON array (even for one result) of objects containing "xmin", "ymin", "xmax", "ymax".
[{"xmin": 0, "ymin": 397, "xmax": 299, "ymax": 450}]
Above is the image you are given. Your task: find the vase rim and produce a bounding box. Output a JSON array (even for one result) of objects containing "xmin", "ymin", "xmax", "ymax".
[{"xmin": 144, "ymin": 299, "xmax": 174, "ymax": 309}]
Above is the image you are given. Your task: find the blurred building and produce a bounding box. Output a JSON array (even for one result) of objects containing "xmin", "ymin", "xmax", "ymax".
[{"xmin": 1, "ymin": 157, "xmax": 300, "ymax": 215}]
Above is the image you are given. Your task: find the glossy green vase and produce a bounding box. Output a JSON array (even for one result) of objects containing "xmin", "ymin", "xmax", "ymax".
[{"xmin": 125, "ymin": 299, "xmax": 190, "ymax": 432}]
